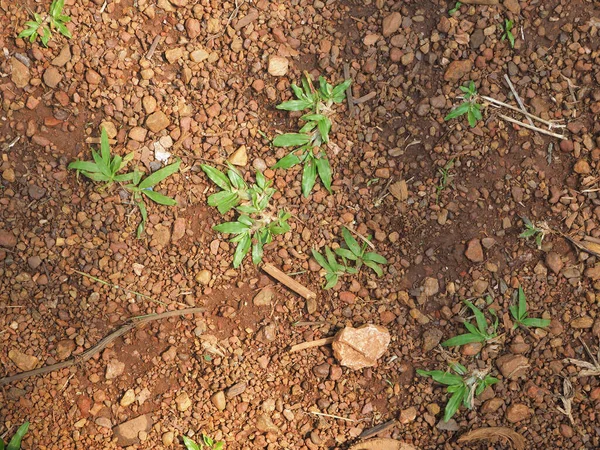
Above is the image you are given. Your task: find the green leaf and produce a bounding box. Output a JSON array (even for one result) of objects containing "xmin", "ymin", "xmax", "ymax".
[
  {"xmin": 311, "ymin": 248, "xmax": 331, "ymax": 271},
  {"xmin": 276, "ymin": 99, "xmax": 313, "ymax": 111},
  {"xmin": 467, "ymin": 109, "xmax": 477, "ymax": 127},
  {"xmin": 315, "ymin": 156, "xmax": 332, "ymax": 193},
  {"xmin": 273, "ymin": 153, "xmax": 301, "ymax": 170},
  {"xmin": 181, "ymin": 436, "xmax": 201, "ymax": 450},
  {"xmin": 54, "ymin": 21, "xmax": 72, "ymax": 38},
  {"xmin": 299, "ymin": 121, "xmax": 317, "ymax": 133},
  {"xmin": 363, "ymin": 252, "xmax": 387, "ymax": 264},
  {"xmin": 201, "ymin": 164, "xmax": 231, "ymax": 190},
  {"xmin": 465, "ymin": 301, "xmax": 488, "ymax": 334},
  {"xmin": 91, "ymin": 149, "xmax": 110, "ymax": 178},
  {"xmin": 323, "ymin": 273, "xmax": 338, "ymax": 289},
  {"xmin": 363, "ymin": 259, "xmax": 383, "ymax": 277},
  {"xmin": 80, "ymin": 171, "xmax": 110, "ymax": 182},
  {"xmin": 227, "ymin": 165, "xmax": 246, "ymax": 190},
  {"xmin": 252, "ymin": 240, "xmax": 264, "ymax": 265},
  {"xmin": 521, "ymin": 317, "xmax": 551, "ymax": 328},
  {"xmin": 214, "ymin": 441, "xmax": 224, "ymax": 450},
  {"xmin": 441, "ymin": 333, "xmax": 484, "ymax": 347},
  {"xmin": 332, "ymin": 79, "xmax": 352, "ymax": 103},
  {"xmin": 518, "ymin": 286, "xmax": 527, "ymax": 320},
  {"xmin": 68, "ymin": 160, "xmax": 101, "ymax": 173},
  {"xmin": 113, "ymin": 172, "xmax": 137, "ymax": 182},
  {"xmin": 325, "ymin": 246, "xmax": 340, "ymax": 270},
  {"xmin": 99, "ymin": 127, "xmax": 110, "ymax": 165},
  {"xmin": 208, "ymin": 191, "xmax": 238, "ymax": 213},
  {"xmin": 301, "ymin": 113, "xmax": 327, "ymax": 122},
  {"xmin": 273, "ymin": 133, "xmax": 311, "ymax": 147},
  {"xmin": 291, "ymin": 84, "xmax": 305, "ymax": 100},
  {"xmin": 7, "ymin": 422, "xmax": 29, "ymax": 450},
  {"xmin": 142, "ymin": 189, "xmax": 177, "ymax": 206},
  {"xmin": 451, "ymin": 362, "xmax": 468, "ymax": 376},
  {"xmin": 416, "ymin": 369, "xmax": 463, "ymax": 386},
  {"xmin": 341, "ymin": 227, "xmax": 361, "ymax": 256},
  {"xmin": 139, "ymin": 159, "xmax": 180, "ymax": 189},
  {"xmin": 334, "ymin": 248, "xmax": 358, "ymax": 261},
  {"xmin": 463, "ymin": 321, "xmax": 482, "ymax": 336},
  {"xmin": 136, "ymin": 201, "xmax": 147, "ymax": 238},
  {"xmin": 232, "ymin": 233, "xmax": 251, "ymax": 268},
  {"xmin": 1, "ymin": 436, "xmax": 4, "ymax": 450},
  {"xmin": 444, "ymin": 385, "xmax": 466, "ymax": 422},
  {"xmin": 317, "ymin": 116, "xmax": 332, "ymax": 143},
  {"xmin": 444, "ymin": 102, "xmax": 470, "ymax": 121},
  {"xmin": 18, "ymin": 28, "xmax": 36, "ymax": 38},
  {"xmin": 302, "ymin": 158, "xmax": 317, "ymax": 197},
  {"xmin": 519, "ymin": 228, "xmax": 536, "ymax": 238},
  {"xmin": 213, "ymin": 221, "xmax": 250, "ymax": 234}
]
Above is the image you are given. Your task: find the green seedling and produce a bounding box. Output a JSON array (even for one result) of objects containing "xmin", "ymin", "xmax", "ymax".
[
  {"xmin": 501, "ymin": 19, "xmax": 515, "ymax": 48},
  {"xmin": 68, "ymin": 128, "xmax": 135, "ymax": 186},
  {"xmin": 1, "ymin": 421, "xmax": 29, "ymax": 450},
  {"xmin": 122, "ymin": 160, "xmax": 181, "ymax": 238},
  {"xmin": 417, "ymin": 363, "xmax": 498, "ymax": 422},
  {"xmin": 18, "ymin": 0, "xmax": 72, "ymax": 47},
  {"xmin": 448, "ymin": 1, "xmax": 462, "ymax": 15},
  {"xmin": 510, "ymin": 286, "xmax": 550, "ymax": 330},
  {"xmin": 436, "ymin": 158, "xmax": 454, "ymax": 202},
  {"xmin": 201, "ymin": 164, "xmax": 275, "ymax": 214},
  {"xmin": 519, "ymin": 216, "xmax": 545, "ymax": 248},
  {"xmin": 182, "ymin": 434, "xmax": 224, "ymax": 450},
  {"xmin": 273, "ymin": 72, "xmax": 351, "ymax": 197},
  {"xmin": 213, "ymin": 210, "xmax": 291, "ymax": 268},
  {"xmin": 312, "ymin": 246, "xmax": 356, "ymax": 289},
  {"xmin": 334, "ymin": 227, "xmax": 387, "ymax": 277},
  {"xmin": 442, "ymin": 300, "xmax": 498, "ymax": 348},
  {"xmin": 444, "ymin": 81, "xmax": 482, "ymax": 128}
]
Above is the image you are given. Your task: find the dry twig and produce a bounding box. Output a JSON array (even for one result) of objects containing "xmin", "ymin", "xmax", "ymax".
[
  {"xmin": 289, "ymin": 337, "xmax": 334, "ymax": 353},
  {"xmin": 557, "ymin": 378, "xmax": 575, "ymax": 424},
  {"xmin": 504, "ymin": 74, "xmax": 534, "ymax": 126}
]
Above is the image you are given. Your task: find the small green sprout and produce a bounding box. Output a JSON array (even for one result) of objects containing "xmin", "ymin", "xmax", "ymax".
[
  {"xmin": 273, "ymin": 72, "xmax": 351, "ymax": 197},
  {"xmin": 442, "ymin": 300, "xmax": 498, "ymax": 349},
  {"xmin": 18, "ymin": 0, "xmax": 72, "ymax": 47},
  {"xmin": 1, "ymin": 421, "xmax": 30, "ymax": 450},
  {"xmin": 334, "ymin": 227, "xmax": 387, "ymax": 277},
  {"xmin": 519, "ymin": 217, "xmax": 545, "ymax": 248},
  {"xmin": 501, "ymin": 19, "xmax": 515, "ymax": 48},
  {"xmin": 417, "ymin": 363, "xmax": 498, "ymax": 422},
  {"xmin": 214, "ymin": 210, "xmax": 291, "ymax": 268},
  {"xmin": 444, "ymin": 81, "xmax": 482, "ymax": 128},
  {"xmin": 182, "ymin": 434, "xmax": 224, "ymax": 450},
  {"xmin": 312, "ymin": 246, "xmax": 356, "ymax": 289},
  {"xmin": 69, "ymin": 128, "xmax": 135, "ymax": 187},
  {"xmin": 448, "ymin": 1, "xmax": 462, "ymax": 15},
  {"xmin": 510, "ymin": 287, "xmax": 551, "ymax": 330},
  {"xmin": 200, "ymin": 164, "xmax": 275, "ymax": 214},
  {"xmin": 436, "ymin": 158, "xmax": 454, "ymax": 202}
]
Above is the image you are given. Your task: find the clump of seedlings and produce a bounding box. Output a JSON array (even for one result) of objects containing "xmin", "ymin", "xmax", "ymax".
[
  {"xmin": 519, "ymin": 216, "xmax": 546, "ymax": 248},
  {"xmin": 182, "ymin": 434, "xmax": 224, "ymax": 450},
  {"xmin": 273, "ymin": 72, "xmax": 351, "ymax": 197},
  {"xmin": 202, "ymin": 164, "xmax": 290, "ymax": 268},
  {"xmin": 442, "ymin": 299, "xmax": 498, "ymax": 349},
  {"xmin": 312, "ymin": 227, "xmax": 387, "ymax": 289},
  {"xmin": 444, "ymin": 81, "xmax": 482, "ymax": 128},
  {"xmin": 18, "ymin": 0, "xmax": 71, "ymax": 46},
  {"xmin": 417, "ymin": 363, "xmax": 498, "ymax": 422},
  {"xmin": 1, "ymin": 421, "xmax": 29, "ymax": 450},
  {"xmin": 69, "ymin": 127, "xmax": 180, "ymax": 237},
  {"xmin": 501, "ymin": 19, "xmax": 516, "ymax": 48},
  {"xmin": 510, "ymin": 286, "xmax": 550, "ymax": 330}
]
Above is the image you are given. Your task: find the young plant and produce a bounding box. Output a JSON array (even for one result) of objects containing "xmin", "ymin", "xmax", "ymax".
[
  {"xmin": 417, "ymin": 363, "xmax": 498, "ymax": 422},
  {"xmin": 442, "ymin": 300, "xmax": 498, "ymax": 348},
  {"xmin": 519, "ymin": 216, "xmax": 545, "ymax": 248},
  {"xmin": 273, "ymin": 72, "xmax": 351, "ymax": 197},
  {"xmin": 213, "ymin": 210, "xmax": 291, "ymax": 268},
  {"xmin": 1, "ymin": 421, "xmax": 29, "ymax": 450},
  {"xmin": 501, "ymin": 19, "xmax": 515, "ymax": 48},
  {"xmin": 182, "ymin": 434, "xmax": 224, "ymax": 450},
  {"xmin": 448, "ymin": 1, "xmax": 462, "ymax": 15},
  {"xmin": 510, "ymin": 287, "xmax": 550, "ymax": 330},
  {"xmin": 334, "ymin": 227, "xmax": 387, "ymax": 276},
  {"xmin": 312, "ymin": 246, "xmax": 356, "ymax": 289},
  {"xmin": 436, "ymin": 158, "xmax": 454, "ymax": 202},
  {"xmin": 18, "ymin": 0, "xmax": 72, "ymax": 47},
  {"xmin": 444, "ymin": 81, "xmax": 482, "ymax": 128},
  {"xmin": 68, "ymin": 128, "xmax": 135, "ymax": 186},
  {"xmin": 121, "ymin": 161, "xmax": 181, "ymax": 238},
  {"xmin": 200, "ymin": 164, "xmax": 275, "ymax": 214}
]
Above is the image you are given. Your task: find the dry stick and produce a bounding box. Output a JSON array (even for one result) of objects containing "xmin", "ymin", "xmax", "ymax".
[
  {"xmin": 498, "ymin": 114, "xmax": 566, "ymax": 139},
  {"xmin": 354, "ymin": 92, "xmax": 377, "ymax": 104},
  {"xmin": 480, "ymin": 95, "xmax": 565, "ymax": 129},
  {"xmin": 309, "ymin": 411, "xmax": 355, "ymax": 422},
  {"xmin": 343, "ymin": 63, "xmax": 356, "ymax": 117},
  {"xmin": 262, "ymin": 263, "xmax": 316, "ymax": 300},
  {"xmin": 504, "ymin": 74, "xmax": 534, "ymax": 126},
  {"xmin": 0, "ymin": 307, "xmax": 204, "ymax": 386},
  {"xmin": 146, "ymin": 34, "xmax": 162, "ymax": 60},
  {"xmin": 289, "ymin": 337, "xmax": 334, "ymax": 353}
]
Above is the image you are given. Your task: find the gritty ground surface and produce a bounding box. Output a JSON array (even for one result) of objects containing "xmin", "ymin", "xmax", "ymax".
[{"xmin": 1, "ymin": 0, "xmax": 600, "ymax": 448}]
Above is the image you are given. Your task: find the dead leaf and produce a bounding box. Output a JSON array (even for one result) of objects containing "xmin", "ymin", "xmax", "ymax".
[
  {"xmin": 557, "ymin": 378, "xmax": 575, "ymax": 424},
  {"xmin": 389, "ymin": 180, "xmax": 408, "ymax": 201},
  {"xmin": 458, "ymin": 427, "xmax": 526, "ymax": 450},
  {"xmin": 349, "ymin": 438, "xmax": 417, "ymax": 450}
]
